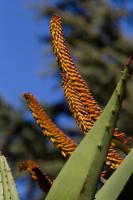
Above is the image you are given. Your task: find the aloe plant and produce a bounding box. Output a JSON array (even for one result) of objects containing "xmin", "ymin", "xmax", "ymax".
[
  {"xmin": 45, "ymin": 57, "xmax": 132, "ymax": 200},
  {"xmin": 0, "ymin": 155, "xmax": 19, "ymax": 200},
  {"xmin": 18, "ymin": 15, "xmax": 132, "ymax": 199}
]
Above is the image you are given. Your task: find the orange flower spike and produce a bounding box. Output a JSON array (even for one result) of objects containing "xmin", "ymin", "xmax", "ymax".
[
  {"xmin": 62, "ymin": 73, "xmax": 94, "ymax": 133},
  {"xmin": 50, "ymin": 15, "xmax": 130, "ymax": 145},
  {"xmin": 19, "ymin": 160, "xmax": 52, "ymax": 194},
  {"xmin": 113, "ymin": 128, "xmax": 132, "ymax": 144},
  {"xmin": 50, "ymin": 15, "xmax": 102, "ymax": 122},
  {"xmin": 106, "ymin": 146, "xmax": 123, "ymax": 169},
  {"xmin": 23, "ymin": 93, "xmax": 77, "ymax": 158}
]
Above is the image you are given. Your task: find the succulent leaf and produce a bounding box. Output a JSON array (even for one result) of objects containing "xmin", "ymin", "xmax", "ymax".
[
  {"xmin": 0, "ymin": 155, "xmax": 19, "ymax": 200},
  {"xmin": 95, "ymin": 148, "xmax": 133, "ymax": 200}
]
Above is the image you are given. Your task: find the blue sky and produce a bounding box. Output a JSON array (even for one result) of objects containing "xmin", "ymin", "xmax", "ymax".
[{"xmin": 0, "ymin": 0, "xmax": 63, "ymax": 108}]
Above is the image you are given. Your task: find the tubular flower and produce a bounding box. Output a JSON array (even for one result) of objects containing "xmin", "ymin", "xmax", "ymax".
[
  {"xmin": 106, "ymin": 142, "xmax": 123, "ymax": 169},
  {"xmin": 62, "ymin": 73, "xmax": 94, "ymax": 133},
  {"xmin": 19, "ymin": 160, "xmax": 52, "ymax": 194},
  {"xmin": 23, "ymin": 93, "xmax": 77, "ymax": 158},
  {"xmin": 113, "ymin": 128, "xmax": 131, "ymax": 144}
]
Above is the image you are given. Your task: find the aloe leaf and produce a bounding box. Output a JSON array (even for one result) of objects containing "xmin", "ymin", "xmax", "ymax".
[
  {"xmin": 45, "ymin": 65, "xmax": 129, "ymax": 200},
  {"xmin": 0, "ymin": 155, "xmax": 19, "ymax": 200},
  {"xmin": 95, "ymin": 148, "xmax": 133, "ymax": 200}
]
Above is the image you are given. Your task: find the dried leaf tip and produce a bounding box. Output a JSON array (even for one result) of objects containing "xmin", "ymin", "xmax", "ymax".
[
  {"xmin": 126, "ymin": 55, "xmax": 132, "ymax": 67},
  {"xmin": 125, "ymin": 55, "xmax": 132, "ymax": 75},
  {"xmin": 19, "ymin": 160, "xmax": 52, "ymax": 194}
]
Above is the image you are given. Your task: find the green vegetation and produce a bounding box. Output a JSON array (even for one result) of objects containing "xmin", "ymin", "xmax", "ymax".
[{"xmin": 0, "ymin": 155, "xmax": 19, "ymax": 200}]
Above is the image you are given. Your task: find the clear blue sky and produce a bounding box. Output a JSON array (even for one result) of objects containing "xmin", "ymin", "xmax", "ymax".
[{"xmin": 0, "ymin": 0, "xmax": 64, "ymax": 108}]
